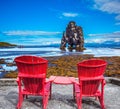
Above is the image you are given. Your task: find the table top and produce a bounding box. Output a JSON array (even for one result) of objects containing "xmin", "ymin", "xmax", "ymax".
[{"xmin": 49, "ymin": 76, "xmax": 75, "ymax": 85}]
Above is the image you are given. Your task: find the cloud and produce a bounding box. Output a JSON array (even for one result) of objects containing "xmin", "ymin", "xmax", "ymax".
[
  {"xmin": 85, "ymin": 38, "xmax": 107, "ymax": 44},
  {"xmin": 49, "ymin": 8, "xmax": 79, "ymax": 18},
  {"xmin": 85, "ymin": 37, "xmax": 120, "ymax": 44},
  {"xmin": 93, "ymin": 0, "xmax": 120, "ymax": 20},
  {"xmin": 62, "ymin": 12, "xmax": 79, "ymax": 17},
  {"xmin": 87, "ymin": 31, "xmax": 120, "ymax": 43},
  {"xmin": 115, "ymin": 22, "xmax": 120, "ymax": 25},
  {"xmin": 88, "ymin": 31, "xmax": 120, "ymax": 37},
  {"xmin": 115, "ymin": 15, "xmax": 120, "ymax": 20},
  {"xmin": 3, "ymin": 30, "xmax": 61, "ymax": 36},
  {"xmin": 93, "ymin": 0, "xmax": 120, "ymax": 14}
]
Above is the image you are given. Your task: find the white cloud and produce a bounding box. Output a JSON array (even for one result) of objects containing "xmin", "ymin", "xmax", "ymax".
[
  {"xmin": 115, "ymin": 22, "xmax": 120, "ymax": 25},
  {"xmin": 62, "ymin": 12, "xmax": 79, "ymax": 17},
  {"xmin": 115, "ymin": 15, "xmax": 120, "ymax": 20},
  {"xmin": 93, "ymin": 0, "xmax": 120, "ymax": 20},
  {"xmin": 85, "ymin": 38, "xmax": 120, "ymax": 44},
  {"xmin": 3, "ymin": 30, "xmax": 61, "ymax": 36},
  {"xmin": 85, "ymin": 38, "xmax": 106, "ymax": 44},
  {"xmin": 87, "ymin": 31, "xmax": 120, "ymax": 43},
  {"xmin": 88, "ymin": 31, "xmax": 120, "ymax": 38},
  {"xmin": 94, "ymin": 0, "xmax": 120, "ymax": 14}
]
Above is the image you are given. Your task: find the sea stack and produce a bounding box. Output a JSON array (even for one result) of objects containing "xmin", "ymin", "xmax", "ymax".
[{"xmin": 60, "ymin": 21, "xmax": 85, "ymax": 51}]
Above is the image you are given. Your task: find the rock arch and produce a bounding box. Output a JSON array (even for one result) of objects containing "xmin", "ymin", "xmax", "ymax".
[{"xmin": 60, "ymin": 21, "xmax": 85, "ymax": 51}]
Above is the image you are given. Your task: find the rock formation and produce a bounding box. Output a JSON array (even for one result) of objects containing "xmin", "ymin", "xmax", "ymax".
[
  {"xmin": 0, "ymin": 42, "xmax": 17, "ymax": 48},
  {"xmin": 60, "ymin": 21, "xmax": 85, "ymax": 51}
]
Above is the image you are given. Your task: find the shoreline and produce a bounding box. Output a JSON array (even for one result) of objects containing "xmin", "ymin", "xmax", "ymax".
[
  {"xmin": 0, "ymin": 47, "xmax": 120, "ymax": 59},
  {"xmin": 0, "ymin": 54, "xmax": 119, "ymax": 79}
]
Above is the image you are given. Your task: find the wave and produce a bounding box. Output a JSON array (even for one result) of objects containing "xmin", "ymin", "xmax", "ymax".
[
  {"xmin": 0, "ymin": 38, "xmax": 120, "ymax": 59},
  {"xmin": 0, "ymin": 46, "xmax": 120, "ymax": 59},
  {"xmin": 85, "ymin": 41, "xmax": 120, "ymax": 48}
]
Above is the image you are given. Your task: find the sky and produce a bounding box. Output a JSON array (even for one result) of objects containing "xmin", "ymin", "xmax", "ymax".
[{"xmin": 0, "ymin": 0, "xmax": 120, "ymax": 44}]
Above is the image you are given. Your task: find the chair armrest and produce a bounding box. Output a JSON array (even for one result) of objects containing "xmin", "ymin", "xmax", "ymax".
[
  {"xmin": 45, "ymin": 76, "xmax": 56, "ymax": 83},
  {"xmin": 45, "ymin": 79, "xmax": 53, "ymax": 83},
  {"xmin": 46, "ymin": 76, "xmax": 57, "ymax": 83},
  {"xmin": 16, "ymin": 77, "xmax": 20, "ymax": 85},
  {"xmin": 69, "ymin": 78, "xmax": 80, "ymax": 85},
  {"xmin": 103, "ymin": 79, "xmax": 106, "ymax": 85},
  {"xmin": 16, "ymin": 77, "xmax": 19, "ymax": 82}
]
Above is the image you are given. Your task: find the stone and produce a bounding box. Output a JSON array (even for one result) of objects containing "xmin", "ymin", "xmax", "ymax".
[{"xmin": 60, "ymin": 21, "xmax": 85, "ymax": 51}]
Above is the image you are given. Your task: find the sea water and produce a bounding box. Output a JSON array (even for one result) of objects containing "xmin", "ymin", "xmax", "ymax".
[
  {"xmin": 0, "ymin": 46, "xmax": 120, "ymax": 59},
  {"xmin": 0, "ymin": 34, "xmax": 120, "ymax": 58}
]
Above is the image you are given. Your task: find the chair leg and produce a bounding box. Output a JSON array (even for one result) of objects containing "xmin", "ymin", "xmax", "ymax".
[
  {"xmin": 99, "ymin": 79, "xmax": 105, "ymax": 109},
  {"xmin": 42, "ymin": 94, "xmax": 49, "ymax": 109},
  {"xmin": 49, "ymin": 83, "xmax": 52, "ymax": 99},
  {"xmin": 98, "ymin": 96, "xmax": 105, "ymax": 109},
  {"xmin": 17, "ymin": 94, "xmax": 24, "ymax": 109},
  {"xmin": 76, "ymin": 93, "xmax": 82, "ymax": 109},
  {"xmin": 25, "ymin": 95, "xmax": 28, "ymax": 99},
  {"xmin": 73, "ymin": 84, "xmax": 75, "ymax": 100}
]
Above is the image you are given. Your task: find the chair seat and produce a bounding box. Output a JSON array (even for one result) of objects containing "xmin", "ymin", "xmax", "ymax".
[
  {"xmin": 22, "ymin": 81, "xmax": 51, "ymax": 95},
  {"xmin": 18, "ymin": 73, "xmax": 46, "ymax": 78},
  {"xmin": 74, "ymin": 83, "xmax": 101, "ymax": 97}
]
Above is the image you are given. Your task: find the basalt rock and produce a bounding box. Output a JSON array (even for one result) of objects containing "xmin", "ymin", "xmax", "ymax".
[{"xmin": 60, "ymin": 21, "xmax": 85, "ymax": 51}]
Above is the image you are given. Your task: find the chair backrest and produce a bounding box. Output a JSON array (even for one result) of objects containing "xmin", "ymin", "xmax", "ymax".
[
  {"xmin": 15, "ymin": 55, "xmax": 48, "ymax": 75},
  {"xmin": 77, "ymin": 59, "xmax": 107, "ymax": 95},
  {"xmin": 77, "ymin": 59, "xmax": 107, "ymax": 78},
  {"xmin": 14, "ymin": 55, "xmax": 48, "ymax": 94}
]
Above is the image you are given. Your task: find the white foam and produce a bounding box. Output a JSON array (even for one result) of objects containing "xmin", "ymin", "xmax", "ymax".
[
  {"xmin": 84, "ymin": 47, "xmax": 120, "ymax": 57},
  {"xmin": 2, "ymin": 65, "xmax": 17, "ymax": 71},
  {"xmin": 0, "ymin": 47, "xmax": 61, "ymax": 51},
  {"xmin": 0, "ymin": 47, "xmax": 120, "ymax": 59}
]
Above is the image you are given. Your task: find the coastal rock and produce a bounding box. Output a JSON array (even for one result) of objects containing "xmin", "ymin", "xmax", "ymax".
[
  {"xmin": 0, "ymin": 55, "xmax": 120, "ymax": 79},
  {"xmin": 0, "ymin": 59, "xmax": 5, "ymax": 64},
  {"xmin": 60, "ymin": 21, "xmax": 85, "ymax": 51},
  {"xmin": 0, "ymin": 42, "xmax": 17, "ymax": 48}
]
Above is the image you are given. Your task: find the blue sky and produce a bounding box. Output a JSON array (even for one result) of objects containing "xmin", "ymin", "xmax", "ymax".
[{"xmin": 0, "ymin": 0, "xmax": 120, "ymax": 44}]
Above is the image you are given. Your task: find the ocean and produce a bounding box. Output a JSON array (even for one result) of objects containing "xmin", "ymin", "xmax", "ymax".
[{"xmin": 0, "ymin": 34, "xmax": 120, "ymax": 59}]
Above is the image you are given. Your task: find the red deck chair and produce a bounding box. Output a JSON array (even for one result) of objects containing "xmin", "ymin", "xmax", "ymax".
[
  {"xmin": 14, "ymin": 55, "xmax": 51, "ymax": 109},
  {"xmin": 74, "ymin": 59, "xmax": 107, "ymax": 109}
]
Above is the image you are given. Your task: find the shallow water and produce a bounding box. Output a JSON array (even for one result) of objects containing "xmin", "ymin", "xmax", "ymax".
[{"xmin": 0, "ymin": 47, "xmax": 120, "ymax": 59}]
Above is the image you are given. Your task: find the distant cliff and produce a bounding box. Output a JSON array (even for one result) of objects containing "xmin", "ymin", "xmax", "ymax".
[{"xmin": 0, "ymin": 42, "xmax": 17, "ymax": 48}]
